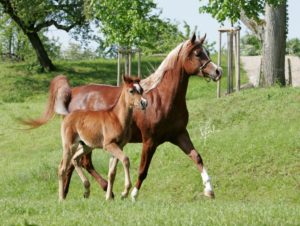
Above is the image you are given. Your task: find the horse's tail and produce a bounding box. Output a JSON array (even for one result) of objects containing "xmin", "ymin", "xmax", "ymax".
[{"xmin": 21, "ymin": 75, "xmax": 71, "ymax": 129}]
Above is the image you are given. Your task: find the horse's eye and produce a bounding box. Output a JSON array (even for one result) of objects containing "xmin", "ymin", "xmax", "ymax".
[
  {"xmin": 129, "ymin": 89, "xmax": 134, "ymax": 94},
  {"xmin": 194, "ymin": 50, "xmax": 203, "ymax": 57}
]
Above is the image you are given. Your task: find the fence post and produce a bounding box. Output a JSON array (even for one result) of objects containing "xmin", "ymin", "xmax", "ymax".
[
  {"xmin": 128, "ymin": 50, "xmax": 132, "ymax": 76},
  {"xmin": 124, "ymin": 50, "xmax": 128, "ymax": 76},
  {"xmin": 288, "ymin": 58, "xmax": 292, "ymax": 86},
  {"xmin": 227, "ymin": 32, "xmax": 233, "ymax": 94},
  {"xmin": 117, "ymin": 50, "xmax": 121, "ymax": 86},
  {"xmin": 138, "ymin": 49, "xmax": 141, "ymax": 78},
  {"xmin": 217, "ymin": 31, "xmax": 222, "ymax": 98},
  {"xmin": 235, "ymin": 28, "xmax": 241, "ymax": 92}
]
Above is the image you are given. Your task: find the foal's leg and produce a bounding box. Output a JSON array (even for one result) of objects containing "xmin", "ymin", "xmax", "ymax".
[
  {"xmin": 72, "ymin": 145, "xmax": 92, "ymax": 198},
  {"xmin": 58, "ymin": 144, "xmax": 72, "ymax": 201},
  {"xmin": 63, "ymin": 151, "xmax": 108, "ymax": 198},
  {"xmin": 81, "ymin": 152, "xmax": 108, "ymax": 190},
  {"xmin": 105, "ymin": 143, "xmax": 131, "ymax": 199},
  {"xmin": 172, "ymin": 130, "xmax": 215, "ymax": 198},
  {"xmin": 131, "ymin": 139, "xmax": 157, "ymax": 201},
  {"xmin": 106, "ymin": 156, "xmax": 118, "ymax": 200}
]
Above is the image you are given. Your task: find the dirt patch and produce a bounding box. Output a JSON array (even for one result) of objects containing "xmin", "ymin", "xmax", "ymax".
[{"xmin": 241, "ymin": 55, "xmax": 300, "ymax": 87}]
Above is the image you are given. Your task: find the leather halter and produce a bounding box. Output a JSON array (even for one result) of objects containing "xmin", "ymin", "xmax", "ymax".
[
  {"xmin": 199, "ymin": 59, "xmax": 212, "ymax": 82},
  {"xmin": 199, "ymin": 59, "xmax": 211, "ymax": 72}
]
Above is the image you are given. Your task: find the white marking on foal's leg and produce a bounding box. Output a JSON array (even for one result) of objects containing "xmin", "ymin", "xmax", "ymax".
[
  {"xmin": 131, "ymin": 187, "xmax": 139, "ymax": 202},
  {"xmin": 201, "ymin": 168, "xmax": 214, "ymax": 198},
  {"xmin": 106, "ymin": 157, "xmax": 117, "ymax": 200}
]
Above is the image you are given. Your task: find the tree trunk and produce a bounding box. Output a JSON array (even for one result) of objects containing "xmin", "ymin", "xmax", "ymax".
[
  {"xmin": 26, "ymin": 32, "xmax": 55, "ymax": 71},
  {"xmin": 262, "ymin": 2, "xmax": 286, "ymax": 86}
]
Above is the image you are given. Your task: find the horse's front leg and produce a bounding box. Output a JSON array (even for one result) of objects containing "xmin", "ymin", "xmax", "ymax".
[
  {"xmin": 131, "ymin": 139, "xmax": 157, "ymax": 201},
  {"xmin": 172, "ymin": 130, "xmax": 215, "ymax": 198}
]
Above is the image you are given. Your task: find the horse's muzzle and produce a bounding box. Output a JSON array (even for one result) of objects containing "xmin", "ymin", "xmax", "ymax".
[
  {"xmin": 211, "ymin": 67, "xmax": 222, "ymax": 82},
  {"xmin": 140, "ymin": 98, "xmax": 148, "ymax": 110}
]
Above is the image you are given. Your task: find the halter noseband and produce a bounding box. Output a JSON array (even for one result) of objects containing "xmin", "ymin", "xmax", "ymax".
[{"xmin": 199, "ymin": 59, "xmax": 212, "ymax": 82}]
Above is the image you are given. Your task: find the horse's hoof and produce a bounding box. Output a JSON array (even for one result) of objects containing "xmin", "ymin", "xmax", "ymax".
[
  {"xmin": 131, "ymin": 187, "xmax": 139, "ymax": 202},
  {"xmin": 204, "ymin": 190, "xmax": 215, "ymax": 199},
  {"xmin": 131, "ymin": 196, "xmax": 137, "ymax": 202}
]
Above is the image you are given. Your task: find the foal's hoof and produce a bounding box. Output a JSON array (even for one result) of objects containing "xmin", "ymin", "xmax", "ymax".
[
  {"xmin": 84, "ymin": 191, "xmax": 90, "ymax": 199},
  {"xmin": 121, "ymin": 192, "xmax": 129, "ymax": 200},
  {"xmin": 204, "ymin": 190, "xmax": 215, "ymax": 199},
  {"xmin": 105, "ymin": 195, "xmax": 114, "ymax": 201}
]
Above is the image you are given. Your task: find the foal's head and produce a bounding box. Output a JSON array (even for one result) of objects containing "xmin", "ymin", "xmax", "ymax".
[
  {"xmin": 122, "ymin": 76, "xmax": 147, "ymax": 110},
  {"xmin": 182, "ymin": 33, "xmax": 222, "ymax": 81}
]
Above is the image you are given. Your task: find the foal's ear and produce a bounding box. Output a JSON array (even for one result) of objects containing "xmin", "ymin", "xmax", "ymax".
[
  {"xmin": 199, "ymin": 33, "xmax": 206, "ymax": 45},
  {"xmin": 123, "ymin": 75, "xmax": 132, "ymax": 84},
  {"xmin": 190, "ymin": 32, "xmax": 196, "ymax": 44}
]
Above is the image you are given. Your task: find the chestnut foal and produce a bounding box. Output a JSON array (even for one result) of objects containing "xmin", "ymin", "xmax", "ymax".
[{"xmin": 58, "ymin": 76, "xmax": 147, "ymax": 201}]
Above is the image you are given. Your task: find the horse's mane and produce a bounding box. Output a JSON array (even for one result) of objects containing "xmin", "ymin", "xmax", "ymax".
[{"xmin": 140, "ymin": 41, "xmax": 188, "ymax": 93}]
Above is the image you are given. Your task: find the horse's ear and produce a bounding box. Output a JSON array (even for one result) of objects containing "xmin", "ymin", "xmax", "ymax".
[
  {"xmin": 190, "ymin": 32, "xmax": 196, "ymax": 44},
  {"xmin": 199, "ymin": 33, "xmax": 206, "ymax": 45}
]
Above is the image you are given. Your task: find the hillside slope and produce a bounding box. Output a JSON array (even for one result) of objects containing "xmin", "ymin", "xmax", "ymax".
[{"xmin": 0, "ymin": 60, "xmax": 299, "ymax": 225}]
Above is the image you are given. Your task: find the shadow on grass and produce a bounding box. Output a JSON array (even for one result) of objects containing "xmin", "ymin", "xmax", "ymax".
[{"xmin": 0, "ymin": 57, "xmax": 163, "ymax": 103}]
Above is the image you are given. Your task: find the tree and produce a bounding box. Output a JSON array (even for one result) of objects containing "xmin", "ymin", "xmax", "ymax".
[
  {"xmin": 0, "ymin": 15, "xmax": 61, "ymax": 62},
  {"xmin": 0, "ymin": 0, "xmax": 88, "ymax": 71},
  {"xmin": 90, "ymin": 0, "xmax": 161, "ymax": 48},
  {"xmin": 200, "ymin": 0, "xmax": 287, "ymax": 86},
  {"xmin": 88, "ymin": 0, "xmax": 185, "ymax": 54}
]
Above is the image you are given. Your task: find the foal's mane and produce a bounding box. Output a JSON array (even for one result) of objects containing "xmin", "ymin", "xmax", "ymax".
[{"xmin": 140, "ymin": 40, "xmax": 193, "ymax": 93}]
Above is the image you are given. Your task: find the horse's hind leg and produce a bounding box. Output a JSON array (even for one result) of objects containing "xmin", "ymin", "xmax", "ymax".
[
  {"xmin": 72, "ymin": 145, "xmax": 92, "ymax": 198},
  {"xmin": 172, "ymin": 130, "xmax": 215, "ymax": 198},
  {"xmin": 106, "ymin": 156, "xmax": 118, "ymax": 200},
  {"xmin": 105, "ymin": 143, "xmax": 131, "ymax": 200}
]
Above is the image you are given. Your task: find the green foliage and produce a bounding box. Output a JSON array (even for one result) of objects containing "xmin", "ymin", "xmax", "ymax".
[
  {"xmin": 91, "ymin": 0, "xmax": 160, "ymax": 47},
  {"xmin": 3, "ymin": 0, "xmax": 87, "ymax": 32},
  {"xmin": 199, "ymin": 0, "xmax": 286, "ymax": 23},
  {"xmin": 240, "ymin": 33, "xmax": 262, "ymax": 55},
  {"xmin": 0, "ymin": 16, "xmax": 61, "ymax": 62},
  {"xmin": 62, "ymin": 43, "xmax": 98, "ymax": 60},
  {"xmin": 0, "ymin": 0, "xmax": 90, "ymax": 69},
  {"xmin": 89, "ymin": 0, "xmax": 185, "ymax": 54},
  {"xmin": 0, "ymin": 15, "xmax": 32, "ymax": 61},
  {"xmin": 286, "ymin": 38, "xmax": 300, "ymax": 57},
  {"xmin": 0, "ymin": 59, "xmax": 300, "ymax": 225}
]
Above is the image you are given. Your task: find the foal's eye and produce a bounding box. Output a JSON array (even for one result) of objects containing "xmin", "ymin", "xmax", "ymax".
[{"xmin": 129, "ymin": 89, "xmax": 134, "ymax": 94}]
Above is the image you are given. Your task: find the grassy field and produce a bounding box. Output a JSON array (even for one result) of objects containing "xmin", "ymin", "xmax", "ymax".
[{"xmin": 0, "ymin": 57, "xmax": 300, "ymax": 225}]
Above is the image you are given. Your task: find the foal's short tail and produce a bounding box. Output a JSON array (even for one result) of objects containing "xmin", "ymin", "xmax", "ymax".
[{"xmin": 21, "ymin": 75, "xmax": 71, "ymax": 129}]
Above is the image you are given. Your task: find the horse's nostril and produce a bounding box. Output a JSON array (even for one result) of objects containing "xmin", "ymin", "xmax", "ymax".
[{"xmin": 216, "ymin": 69, "xmax": 220, "ymax": 76}]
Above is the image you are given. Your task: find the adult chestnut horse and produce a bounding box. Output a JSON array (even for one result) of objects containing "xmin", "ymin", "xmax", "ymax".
[{"xmin": 25, "ymin": 34, "xmax": 222, "ymax": 200}]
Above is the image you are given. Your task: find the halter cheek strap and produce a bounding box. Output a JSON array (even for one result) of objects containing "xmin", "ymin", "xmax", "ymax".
[
  {"xmin": 199, "ymin": 59, "xmax": 211, "ymax": 72},
  {"xmin": 199, "ymin": 59, "xmax": 212, "ymax": 82}
]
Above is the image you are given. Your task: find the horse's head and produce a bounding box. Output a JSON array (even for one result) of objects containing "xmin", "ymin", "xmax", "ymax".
[
  {"xmin": 182, "ymin": 33, "xmax": 222, "ymax": 81},
  {"xmin": 123, "ymin": 75, "xmax": 148, "ymax": 110}
]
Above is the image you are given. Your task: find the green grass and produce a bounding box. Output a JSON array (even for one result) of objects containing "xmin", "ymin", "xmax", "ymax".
[{"xmin": 0, "ymin": 58, "xmax": 300, "ymax": 225}]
